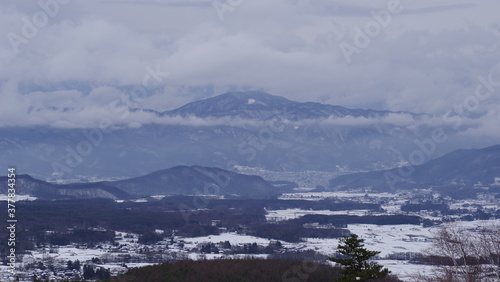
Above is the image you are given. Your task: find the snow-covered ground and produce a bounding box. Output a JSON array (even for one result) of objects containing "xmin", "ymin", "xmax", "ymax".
[
  {"xmin": 162, "ymin": 228, "xmax": 441, "ymax": 281},
  {"xmin": 0, "ymin": 194, "xmax": 37, "ymax": 201},
  {"xmin": 265, "ymin": 208, "xmax": 375, "ymax": 221},
  {"xmin": 279, "ymin": 191, "xmax": 400, "ymax": 201},
  {"xmin": 2, "ymin": 188, "xmax": 498, "ymax": 281},
  {"xmin": 187, "ymin": 253, "xmax": 269, "ymax": 260},
  {"xmin": 26, "ymin": 247, "xmax": 108, "ymax": 263},
  {"xmin": 174, "ymin": 220, "xmax": 500, "ymax": 281},
  {"xmin": 182, "ymin": 233, "xmax": 274, "ymax": 246},
  {"xmin": 4, "ymin": 219, "xmax": 499, "ymax": 281},
  {"xmin": 346, "ymin": 224, "xmax": 433, "ymax": 256},
  {"xmin": 381, "ymin": 260, "xmax": 436, "ymax": 281}
]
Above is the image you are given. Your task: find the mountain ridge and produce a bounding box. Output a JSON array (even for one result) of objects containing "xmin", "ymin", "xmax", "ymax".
[
  {"xmin": 329, "ymin": 144, "xmax": 500, "ymax": 192},
  {"xmin": 133, "ymin": 91, "xmax": 426, "ymax": 121},
  {"xmin": 0, "ymin": 91, "xmax": 475, "ymax": 178},
  {"xmin": 109, "ymin": 165, "xmax": 280, "ymax": 198},
  {"xmin": 0, "ymin": 165, "xmax": 281, "ymax": 200}
]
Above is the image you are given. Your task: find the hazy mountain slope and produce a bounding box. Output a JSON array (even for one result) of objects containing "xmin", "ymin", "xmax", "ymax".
[
  {"xmin": 0, "ymin": 91, "xmax": 474, "ymax": 179},
  {"xmin": 329, "ymin": 145, "xmax": 500, "ymax": 191},
  {"xmin": 0, "ymin": 175, "xmax": 131, "ymax": 200},
  {"xmin": 0, "ymin": 166, "xmax": 280, "ymax": 200},
  {"xmin": 109, "ymin": 165, "xmax": 280, "ymax": 198}
]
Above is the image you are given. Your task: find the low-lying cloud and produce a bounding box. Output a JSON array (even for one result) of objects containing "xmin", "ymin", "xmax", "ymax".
[
  {"xmin": 1, "ymin": 82, "xmax": 497, "ymax": 139},
  {"xmin": 0, "ymin": 0, "xmax": 499, "ymax": 141}
]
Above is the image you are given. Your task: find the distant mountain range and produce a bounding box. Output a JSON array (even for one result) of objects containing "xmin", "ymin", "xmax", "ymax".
[
  {"xmin": 329, "ymin": 145, "xmax": 500, "ymax": 192},
  {"xmin": 0, "ymin": 165, "xmax": 280, "ymax": 200},
  {"xmin": 0, "ymin": 91, "xmax": 490, "ymax": 179},
  {"xmin": 3, "ymin": 144, "xmax": 498, "ymax": 200},
  {"xmin": 0, "ymin": 174, "xmax": 131, "ymax": 200}
]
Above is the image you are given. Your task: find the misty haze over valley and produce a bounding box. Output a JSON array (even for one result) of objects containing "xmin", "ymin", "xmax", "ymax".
[{"xmin": 0, "ymin": 0, "xmax": 499, "ymax": 281}]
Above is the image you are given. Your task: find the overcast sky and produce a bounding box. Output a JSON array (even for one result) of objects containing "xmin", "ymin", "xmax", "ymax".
[{"xmin": 1, "ymin": 0, "xmax": 500, "ymax": 135}]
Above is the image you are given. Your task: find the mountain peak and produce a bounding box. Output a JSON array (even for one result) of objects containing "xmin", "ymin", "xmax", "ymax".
[
  {"xmin": 110, "ymin": 165, "xmax": 280, "ymax": 198},
  {"xmin": 216, "ymin": 91, "xmax": 290, "ymax": 100},
  {"xmin": 163, "ymin": 91, "xmax": 395, "ymax": 121},
  {"xmin": 163, "ymin": 91, "xmax": 297, "ymax": 119}
]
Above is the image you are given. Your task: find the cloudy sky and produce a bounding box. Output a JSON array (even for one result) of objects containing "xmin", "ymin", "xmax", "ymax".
[{"xmin": 1, "ymin": 0, "xmax": 500, "ymax": 134}]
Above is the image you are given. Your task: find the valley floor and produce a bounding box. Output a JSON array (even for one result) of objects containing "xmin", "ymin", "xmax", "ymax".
[{"xmin": 1, "ymin": 189, "xmax": 498, "ymax": 281}]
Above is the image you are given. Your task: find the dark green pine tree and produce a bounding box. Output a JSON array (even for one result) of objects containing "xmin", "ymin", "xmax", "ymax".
[{"xmin": 329, "ymin": 234, "xmax": 390, "ymax": 281}]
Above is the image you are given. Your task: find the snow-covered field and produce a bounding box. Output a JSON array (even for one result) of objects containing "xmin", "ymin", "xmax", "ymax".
[
  {"xmin": 346, "ymin": 224, "xmax": 433, "ymax": 256},
  {"xmin": 176, "ymin": 220, "xmax": 499, "ymax": 281},
  {"xmin": 0, "ymin": 194, "xmax": 37, "ymax": 201},
  {"xmin": 27, "ymin": 247, "xmax": 108, "ymax": 262},
  {"xmin": 4, "ymin": 219, "xmax": 499, "ymax": 281},
  {"xmin": 265, "ymin": 208, "xmax": 374, "ymax": 221},
  {"xmin": 2, "ymin": 189, "xmax": 498, "ymax": 281},
  {"xmin": 182, "ymin": 233, "xmax": 274, "ymax": 246},
  {"xmin": 279, "ymin": 191, "xmax": 400, "ymax": 201},
  {"xmin": 381, "ymin": 260, "xmax": 436, "ymax": 281}
]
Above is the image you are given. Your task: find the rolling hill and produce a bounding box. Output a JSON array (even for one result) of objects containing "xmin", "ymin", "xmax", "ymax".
[
  {"xmin": 329, "ymin": 145, "xmax": 500, "ymax": 192},
  {"xmin": 0, "ymin": 165, "xmax": 280, "ymax": 200}
]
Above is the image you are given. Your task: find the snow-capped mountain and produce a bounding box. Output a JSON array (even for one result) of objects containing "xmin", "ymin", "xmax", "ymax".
[
  {"xmin": 161, "ymin": 91, "xmax": 402, "ymax": 120},
  {"xmin": 0, "ymin": 91, "xmax": 481, "ymax": 179}
]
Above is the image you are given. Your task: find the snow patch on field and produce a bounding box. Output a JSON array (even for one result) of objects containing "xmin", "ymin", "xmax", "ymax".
[
  {"xmin": 346, "ymin": 224, "xmax": 433, "ymax": 256},
  {"xmin": 382, "ymin": 260, "xmax": 436, "ymax": 280},
  {"xmin": 27, "ymin": 247, "xmax": 108, "ymax": 262},
  {"xmin": 265, "ymin": 208, "xmax": 372, "ymax": 221},
  {"xmin": 0, "ymin": 194, "xmax": 37, "ymax": 201},
  {"xmin": 182, "ymin": 233, "xmax": 273, "ymax": 246},
  {"xmin": 188, "ymin": 253, "xmax": 269, "ymax": 260},
  {"xmin": 279, "ymin": 192, "xmax": 399, "ymax": 201}
]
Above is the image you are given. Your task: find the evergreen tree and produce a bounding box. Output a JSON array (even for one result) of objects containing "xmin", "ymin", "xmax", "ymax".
[
  {"xmin": 250, "ymin": 242, "xmax": 259, "ymax": 254},
  {"xmin": 329, "ymin": 234, "xmax": 390, "ymax": 281},
  {"xmin": 222, "ymin": 240, "xmax": 231, "ymax": 249},
  {"xmin": 275, "ymin": 240, "xmax": 282, "ymax": 248},
  {"xmin": 95, "ymin": 267, "xmax": 111, "ymax": 279},
  {"xmin": 83, "ymin": 265, "xmax": 95, "ymax": 280}
]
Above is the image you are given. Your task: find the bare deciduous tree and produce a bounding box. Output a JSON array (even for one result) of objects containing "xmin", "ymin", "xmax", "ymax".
[
  {"xmin": 475, "ymin": 224, "xmax": 500, "ymax": 281},
  {"xmin": 416, "ymin": 223, "xmax": 499, "ymax": 282}
]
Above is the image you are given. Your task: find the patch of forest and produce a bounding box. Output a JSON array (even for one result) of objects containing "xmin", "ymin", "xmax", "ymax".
[
  {"xmin": 105, "ymin": 258, "xmax": 402, "ymax": 282},
  {"xmin": 0, "ymin": 198, "xmax": 415, "ymax": 252}
]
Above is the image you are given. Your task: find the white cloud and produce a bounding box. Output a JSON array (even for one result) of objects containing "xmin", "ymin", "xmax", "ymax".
[{"xmin": 0, "ymin": 0, "xmax": 499, "ymax": 143}]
